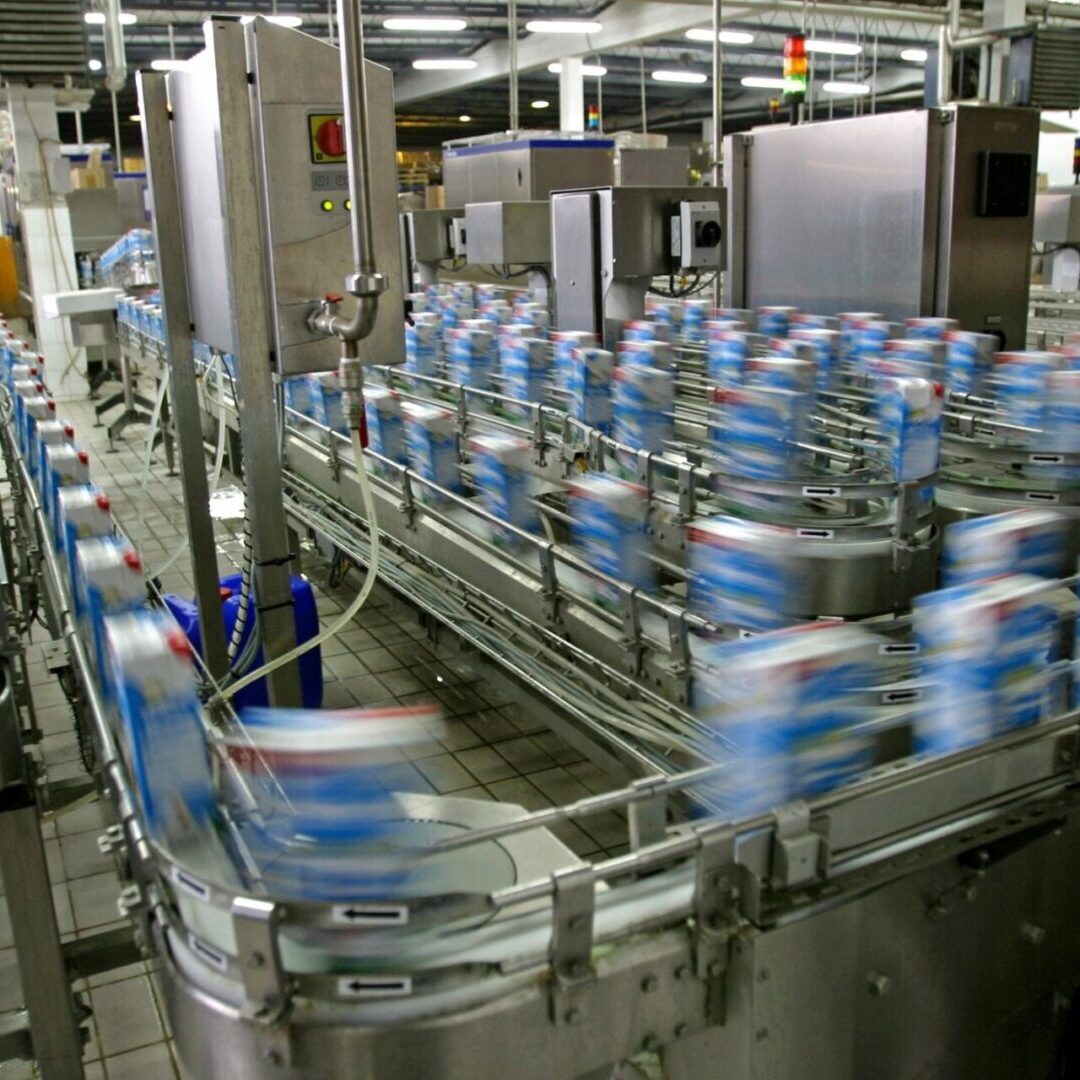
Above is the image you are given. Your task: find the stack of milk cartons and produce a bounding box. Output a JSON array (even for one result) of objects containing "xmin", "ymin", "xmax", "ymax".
[
  {"xmin": 942, "ymin": 330, "xmax": 998, "ymax": 396},
  {"xmin": 705, "ymin": 326, "xmax": 766, "ymax": 386},
  {"xmin": 551, "ymin": 331, "xmax": 596, "ymax": 392},
  {"xmin": 567, "ymin": 345, "xmax": 615, "ymax": 434},
  {"xmin": 449, "ymin": 321, "xmax": 495, "ymax": 390},
  {"xmin": 786, "ymin": 327, "xmax": 841, "ymax": 392},
  {"xmin": 470, "ymin": 433, "xmax": 535, "ymax": 545},
  {"xmin": 874, "ymin": 376, "xmax": 942, "ymax": 482},
  {"xmin": 364, "ymin": 387, "xmax": 407, "ymax": 473},
  {"xmin": 405, "ymin": 312, "xmax": 441, "ymax": 378},
  {"xmin": 403, "ymin": 403, "xmax": 459, "ymax": 503},
  {"xmin": 501, "ymin": 333, "xmax": 548, "ymax": 418},
  {"xmin": 694, "ymin": 623, "xmax": 881, "ymax": 817},
  {"xmin": 688, "ymin": 516, "xmax": 805, "ymax": 631},
  {"xmin": 569, "ymin": 475, "xmax": 651, "ymax": 607},
  {"xmin": 43, "ymin": 444, "xmax": 91, "ymax": 547},
  {"xmin": 612, "ymin": 360, "xmax": 675, "ymax": 455},
  {"xmin": 57, "ymin": 486, "xmax": 113, "ymax": 600},
  {"xmin": 307, "ymin": 372, "xmax": 347, "ymax": 435},
  {"xmin": 914, "ymin": 574, "xmax": 1059, "ymax": 754},
  {"xmin": 710, "ymin": 380, "xmax": 810, "ymax": 479}
]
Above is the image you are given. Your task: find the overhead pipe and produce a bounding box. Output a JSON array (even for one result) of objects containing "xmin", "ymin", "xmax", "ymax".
[
  {"xmin": 102, "ymin": 0, "xmax": 127, "ymax": 93},
  {"xmin": 309, "ymin": 0, "xmax": 387, "ymax": 358}
]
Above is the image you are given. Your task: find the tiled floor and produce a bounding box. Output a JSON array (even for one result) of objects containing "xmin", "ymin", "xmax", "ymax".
[{"xmin": 0, "ymin": 388, "xmax": 625, "ymax": 1077}]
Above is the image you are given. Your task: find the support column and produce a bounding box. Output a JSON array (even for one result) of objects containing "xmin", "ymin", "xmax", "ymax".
[
  {"xmin": 6, "ymin": 88, "xmax": 84, "ymax": 401},
  {"xmin": 983, "ymin": 0, "xmax": 1026, "ymax": 103},
  {"xmin": 559, "ymin": 57, "xmax": 585, "ymax": 132}
]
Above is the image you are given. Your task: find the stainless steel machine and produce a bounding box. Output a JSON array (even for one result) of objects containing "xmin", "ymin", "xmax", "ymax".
[
  {"xmin": 401, "ymin": 207, "xmax": 463, "ymax": 289},
  {"xmin": 724, "ymin": 106, "xmax": 1040, "ymax": 350},
  {"xmin": 551, "ymin": 186, "xmax": 725, "ymax": 345}
]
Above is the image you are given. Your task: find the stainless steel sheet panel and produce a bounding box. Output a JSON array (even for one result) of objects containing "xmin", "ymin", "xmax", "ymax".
[{"xmin": 464, "ymin": 201, "xmax": 550, "ymax": 265}]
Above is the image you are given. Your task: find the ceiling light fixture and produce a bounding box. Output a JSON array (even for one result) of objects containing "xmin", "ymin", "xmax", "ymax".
[
  {"xmin": 83, "ymin": 12, "xmax": 105, "ymax": 24},
  {"xmin": 265, "ymin": 13, "xmax": 302, "ymax": 27},
  {"xmin": 652, "ymin": 69, "xmax": 708, "ymax": 84},
  {"xmin": 118, "ymin": 11, "xmax": 136, "ymax": 23},
  {"xmin": 413, "ymin": 58, "xmax": 478, "ymax": 70},
  {"xmin": 805, "ymin": 39, "xmax": 861, "ymax": 55},
  {"xmin": 150, "ymin": 58, "xmax": 185, "ymax": 71},
  {"xmin": 686, "ymin": 28, "xmax": 755, "ymax": 45},
  {"xmin": 740, "ymin": 75, "xmax": 786, "ymax": 89},
  {"xmin": 88, "ymin": 58, "xmax": 102, "ymax": 71},
  {"xmin": 525, "ymin": 19, "xmax": 602, "ymax": 34},
  {"xmin": 900, "ymin": 47, "xmax": 929, "ymax": 63},
  {"xmin": 822, "ymin": 80, "xmax": 871, "ymax": 95},
  {"xmin": 459, "ymin": 114, "xmax": 472, "ymax": 122},
  {"xmin": 547, "ymin": 62, "xmax": 607, "ymax": 77},
  {"xmin": 531, "ymin": 99, "xmax": 550, "ymax": 108},
  {"xmin": 128, "ymin": 113, "xmax": 142, "ymax": 122},
  {"xmin": 383, "ymin": 17, "xmax": 466, "ymax": 31}
]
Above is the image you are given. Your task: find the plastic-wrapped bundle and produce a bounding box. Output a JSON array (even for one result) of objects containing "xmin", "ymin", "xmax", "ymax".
[
  {"xmin": 470, "ymin": 433, "xmax": 535, "ymax": 544},
  {"xmin": 364, "ymin": 387, "xmax": 407, "ymax": 471},
  {"xmin": 57, "ymin": 486, "xmax": 112, "ymax": 603},
  {"xmin": 502, "ymin": 334, "xmax": 548, "ymax": 418},
  {"xmin": 569, "ymin": 476, "xmax": 651, "ymax": 606},
  {"xmin": 942, "ymin": 508, "xmax": 1069, "ymax": 587},
  {"xmin": 789, "ymin": 328, "xmax": 841, "ymax": 391},
  {"xmin": 687, "ymin": 516, "xmax": 805, "ymax": 631},
  {"xmin": 905, "ymin": 316, "xmax": 958, "ymax": 341},
  {"xmin": 694, "ymin": 623, "xmax": 881, "ymax": 817},
  {"xmin": 994, "ymin": 351, "xmax": 1063, "ymax": 434},
  {"xmin": 105, "ymin": 610, "xmax": 214, "ymax": 848},
  {"xmin": 915, "ymin": 575, "xmax": 1058, "ymax": 754},
  {"xmin": 705, "ymin": 327, "xmax": 766, "ymax": 386},
  {"xmin": 22, "ymin": 395, "xmax": 54, "ymax": 461},
  {"xmin": 874, "ymin": 376, "xmax": 942, "ymax": 481},
  {"xmin": 43, "ymin": 444, "xmax": 91, "ymax": 547},
  {"xmin": 403, "ymin": 403, "xmax": 459, "ymax": 502},
  {"xmin": 756, "ymin": 305, "xmax": 799, "ymax": 338},
  {"xmin": 942, "ymin": 330, "xmax": 997, "ymax": 396},
  {"xmin": 551, "ymin": 330, "xmax": 596, "ymax": 391},
  {"xmin": 405, "ymin": 313, "xmax": 441, "ymax": 377},
  {"xmin": 568, "ymin": 346, "xmax": 615, "ymax": 433},
  {"xmin": 226, "ymin": 704, "xmax": 443, "ymax": 901},
  {"xmin": 32, "ymin": 417, "xmax": 71, "ymax": 485},
  {"xmin": 612, "ymin": 363, "xmax": 675, "ymax": 454},
  {"xmin": 710, "ymin": 385, "xmax": 810, "ymax": 479}
]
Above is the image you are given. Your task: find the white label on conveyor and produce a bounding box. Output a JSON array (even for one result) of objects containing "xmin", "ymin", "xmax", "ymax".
[
  {"xmin": 189, "ymin": 933, "xmax": 228, "ymax": 973},
  {"xmin": 332, "ymin": 904, "xmax": 409, "ymax": 926},
  {"xmin": 171, "ymin": 865, "xmax": 210, "ymax": 902},
  {"xmin": 1025, "ymin": 491, "xmax": 1060, "ymax": 503},
  {"xmin": 796, "ymin": 527, "xmax": 835, "ymax": 540},
  {"xmin": 337, "ymin": 975, "xmax": 413, "ymax": 999},
  {"xmin": 880, "ymin": 642, "xmax": 920, "ymax": 656},
  {"xmin": 1029, "ymin": 453, "xmax": 1065, "ymax": 465},
  {"xmin": 801, "ymin": 484, "xmax": 841, "ymax": 498}
]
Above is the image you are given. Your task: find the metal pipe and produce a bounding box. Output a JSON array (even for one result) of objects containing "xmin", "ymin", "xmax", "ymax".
[
  {"xmin": 102, "ymin": 0, "xmax": 128, "ymax": 93},
  {"xmin": 310, "ymin": 0, "xmax": 386, "ymax": 345},
  {"xmin": 508, "ymin": 0, "xmax": 519, "ymax": 131},
  {"xmin": 711, "ymin": 0, "xmax": 722, "ymax": 187},
  {"xmin": 110, "ymin": 90, "xmax": 122, "ymax": 166},
  {"xmin": 639, "ymin": 48, "xmax": 647, "ymax": 132}
]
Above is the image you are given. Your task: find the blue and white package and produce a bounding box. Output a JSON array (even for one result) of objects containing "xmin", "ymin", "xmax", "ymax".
[
  {"xmin": 403, "ymin": 403, "xmax": 459, "ymax": 502},
  {"xmin": 449, "ymin": 325, "xmax": 494, "ymax": 389},
  {"xmin": 502, "ymin": 334, "xmax": 548, "ymax": 417},
  {"xmin": 942, "ymin": 508, "xmax": 1069, "ymax": 587},
  {"xmin": 756, "ymin": 305, "xmax": 798, "ymax": 338},
  {"xmin": 905, "ymin": 316, "xmax": 958, "ymax": 341},
  {"xmin": 57, "ymin": 486, "xmax": 112, "ymax": 605},
  {"xmin": 307, "ymin": 372, "xmax": 347, "ymax": 435},
  {"xmin": 514, "ymin": 301, "xmax": 550, "ymax": 333},
  {"xmin": 74, "ymin": 536, "xmax": 147, "ymax": 703},
  {"xmin": 364, "ymin": 387, "xmax": 407, "ymax": 469},
  {"xmin": 568, "ymin": 346, "xmax": 615, "ymax": 433},
  {"xmin": 283, "ymin": 375, "xmax": 315, "ymax": 420},
  {"xmin": 915, "ymin": 575, "xmax": 1058, "ymax": 754},
  {"xmin": 705, "ymin": 328, "xmax": 766, "ymax": 386},
  {"xmin": 942, "ymin": 330, "xmax": 996, "ymax": 396},
  {"xmin": 789, "ymin": 328, "xmax": 841, "ymax": 390},
  {"xmin": 623, "ymin": 319, "xmax": 671, "ymax": 345},
  {"xmin": 874, "ymin": 376, "xmax": 942, "ymax": 481},
  {"xmin": 618, "ymin": 338, "xmax": 673, "ymax": 371},
  {"xmin": 791, "ymin": 313, "xmax": 840, "ymax": 332},
  {"xmin": 710, "ymin": 385, "xmax": 810, "ymax": 479},
  {"xmin": 744, "ymin": 355, "xmax": 816, "ymax": 393},
  {"xmin": 883, "ymin": 338, "xmax": 946, "ymax": 382},
  {"xmin": 32, "ymin": 417, "xmax": 70, "ymax": 484},
  {"xmin": 995, "ymin": 351, "xmax": 1063, "ymax": 434},
  {"xmin": 43, "ymin": 444, "xmax": 91, "ymax": 546},
  {"xmin": 22, "ymin": 395, "xmax": 52, "ymax": 459},
  {"xmin": 104, "ymin": 610, "xmax": 214, "ymax": 846},
  {"xmin": 694, "ymin": 623, "xmax": 880, "ymax": 816},
  {"xmin": 551, "ymin": 331, "xmax": 595, "ymax": 391},
  {"xmin": 688, "ymin": 516, "xmax": 804, "ymax": 631},
  {"xmin": 470, "ymin": 433, "xmax": 534, "ymax": 543},
  {"xmin": 1036, "ymin": 370, "xmax": 1080, "ymax": 475},
  {"xmin": 849, "ymin": 319, "xmax": 900, "ymax": 365},
  {"xmin": 613, "ymin": 364, "xmax": 675, "ymax": 454},
  {"xmin": 716, "ymin": 307, "xmax": 756, "ymax": 329},
  {"xmin": 405, "ymin": 313, "xmax": 441, "ymax": 377},
  {"xmin": 569, "ymin": 476, "xmax": 651, "ymax": 605},
  {"xmin": 681, "ymin": 299, "xmax": 710, "ymax": 343},
  {"xmin": 837, "ymin": 311, "xmax": 884, "ymax": 361}
]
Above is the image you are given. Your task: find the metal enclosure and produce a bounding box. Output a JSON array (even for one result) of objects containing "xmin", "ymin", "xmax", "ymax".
[
  {"xmin": 66, "ymin": 188, "xmax": 123, "ymax": 253},
  {"xmin": 613, "ymin": 147, "xmax": 690, "ymax": 187},
  {"xmin": 463, "ymin": 201, "xmax": 551, "ymax": 265},
  {"xmin": 443, "ymin": 134, "xmax": 615, "ymax": 208},
  {"xmin": 1034, "ymin": 188, "xmax": 1080, "ymax": 243},
  {"xmin": 552, "ymin": 186, "xmax": 725, "ymax": 345},
  {"xmin": 167, "ymin": 18, "xmax": 404, "ymax": 375},
  {"xmin": 725, "ymin": 106, "xmax": 1038, "ymax": 349},
  {"xmin": 401, "ymin": 207, "xmax": 462, "ymax": 288}
]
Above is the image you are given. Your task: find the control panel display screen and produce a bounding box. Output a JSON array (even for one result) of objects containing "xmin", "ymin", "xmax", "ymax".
[{"xmin": 308, "ymin": 113, "xmax": 347, "ymax": 164}]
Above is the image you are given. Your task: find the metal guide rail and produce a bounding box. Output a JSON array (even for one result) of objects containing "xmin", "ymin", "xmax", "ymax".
[{"xmin": 8, "ymin": 371, "xmax": 1080, "ymax": 1078}]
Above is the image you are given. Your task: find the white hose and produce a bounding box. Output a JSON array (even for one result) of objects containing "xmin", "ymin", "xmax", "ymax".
[{"xmin": 213, "ymin": 428, "xmax": 380, "ymax": 704}]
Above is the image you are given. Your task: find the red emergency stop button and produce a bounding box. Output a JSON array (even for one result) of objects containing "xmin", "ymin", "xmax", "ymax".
[{"xmin": 315, "ymin": 118, "xmax": 345, "ymax": 158}]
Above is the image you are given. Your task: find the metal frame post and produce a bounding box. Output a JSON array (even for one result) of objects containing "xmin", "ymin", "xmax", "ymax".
[
  {"xmin": 206, "ymin": 20, "xmax": 300, "ymax": 705},
  {"xmin": 137, "ymin": 73, "xmax": 230, "ymax": 681}
]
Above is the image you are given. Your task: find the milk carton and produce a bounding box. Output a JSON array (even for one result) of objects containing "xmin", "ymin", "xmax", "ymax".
[
  {"xmin": 57, "ymin": 486, "xmax": 113, "ymax": 605},
  {"xmin": 942, "ymin": 508, "xmax": 1069, "ymax": 587},
  {"xmin": 502, "ymin": 334, "xmax": 548, "ymax": 417},
  {"xmin": 364, "ymin": 387, "xmax": 407, "ymax": 470},
  {"xmin": 874, "ymin": 376, "xmax": 942, "ymax": 481},
  {"xmin": 994, "ymin": 351, "xmax": 1063, "ymax": 434},
  {"xmin": 551, "ymin": 331, "xmax": 596, "ymax": 392},
  {"xmin": 470, "ymin": 433, "xmax": 534, "ymax": 544},
  {"xmin": 449, "ymin": 325, "xmax": 494, "ymax": 389},
  {"xmin": 569, "ymin": 476, "xmax": 650, "ymax": 605},
  {"xmin": 43, "ymin": 444, "xmax": 91, "ymax": 546},
  {"xmin": 705, "ymin": 328, "xmax": 766, "ymax": 386},
  {"xmin": 31, "ymin": 416, "xmax": 68, "ymax": 484},
  {"xmin": 756, "ymin": 305, "xmax": 798, "ymax": 339},
  {"xmin": 403, "ymin": 403, "xmax": 459, "ymax": 502},
  {"xmin": 612, "ymin": 364, "xmax": 674, "ymax": 454},
  {"xmin": 905, "ymin": 316, "xmax": 958, "ymax": 341},
  {"xmin": 405, "ymin": 313, "xmax": 441, "ymax": 378},
  {"xmin": 789, "ymin": 328, "xmax": 841, "ymax": 391},
  {"xmin": 568, "ymin": 347, "xmax": 615, "ymax": 433},
  {"xmin": 943, "ymin": 330, "xmax": 997, "ymax": 396},
  {"xmin": 307, "ymin": 372, "xmax": 347, "ymax": 435},
  {"xmin": 711, "ymin": 385, "xmax": 810, "ymax": 479}
]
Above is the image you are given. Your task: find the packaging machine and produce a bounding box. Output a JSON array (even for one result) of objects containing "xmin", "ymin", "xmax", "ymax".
[{"xmin": 3, "ymin": 6, "xmax": 1080, "ymax": 1080}]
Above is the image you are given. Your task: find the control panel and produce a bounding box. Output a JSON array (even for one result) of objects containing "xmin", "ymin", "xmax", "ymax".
[
  {"xmin": 671, "ymin": 200, "xmax": 723, "ymax": 270},
  {"xmin": 308, "ymin": 113, "xmax": 352, "ymax": 215}
]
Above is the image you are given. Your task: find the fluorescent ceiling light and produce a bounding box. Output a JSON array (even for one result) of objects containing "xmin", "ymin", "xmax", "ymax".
[
  {"xmin": 525, "ymin": 19, "xmax": 602, "ymax": 34},
  {"xmin": 900, "ymin": 47, "xmax": 929, "ymax": 63},
  {"xmin": 88, "ymin": 58, "xmax": 102, "ymax": 71},
  {"xmin": 150, "ymin": 58, "xmax": 185, "ymax": 71},
  {"xmin": 741, "ymin": 75, "xmax": 786, "ymax": 89},
  {"xmin": 686, "ymin": 28, "xmax": 755, "ymax": 45},
  {"xmin": 413, "ymin": 58, "xmax": 478, "ymax": 70},
  {"xmin": 805, "ymin": 39, "xmax": 861, "ymax": 55},
  {"xmin": 531, "ymin": 99, "xmax": 550, "ymax": 109},
  {"xmin": 128, "ymin": 113, "xmax": 142, "ymax": 122},
  {"xmin": 822, "ymin": 80, "xmax": 871, "ymax": 95},
  {"xmin": 83, "ymin": 12, "xmax": 105, "ymax": 24},
  {"xmin": 459, "ymin": 114, "xmax": 472, "ymax": 122},
  {"xmin": 265, "ymin": 13, "xmax": 303, "ymax": 27},
  {"xmin": 652, "ymin": 69, "xmax": 708, "ymax": 84},
  {"xmin": 547, "ymin": 61, "xmax": 607, "ymax": 77},
  {"xmin": 119, "ymin": 11, "xmax": 136, "ymax": 23},
  {"xmin": 383, "ymin": 16, "xmax": 466, "ymax": 31}
]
